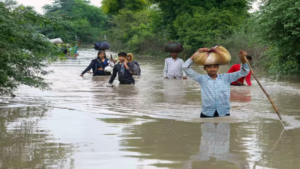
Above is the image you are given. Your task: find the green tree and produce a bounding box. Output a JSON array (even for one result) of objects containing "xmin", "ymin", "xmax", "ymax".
[
  {"xmin": 38, "ymin": 17, "xmax": 78, "ymax": 43},
  {"xmin": 174, "ymin": 8, "xmax": 243, "ymax": 50},
  {"xmin": 72, "ymin": 0, "xmax": 107, "ymax": 28},
  {"xmin": 258, "ymin": 0, "xmax": 300, "ymax": 75},
  {"xmin": 2, "ymin": 0, "xmax": 17, "ymax": 7},
  {"xmin": 148, "ymin": 0, "xmax": 250, "ymax": 40},
  {"xmin": 102, "ymin": 0, "xmax": 147, "ymax": 15},
  {"xmin": 43, "ymin": 0, "xmax": 75, "ymax": 16},
  {"xmin": 0, "ymin": 3, "xmax": 62, "ymax": 95},
  {"xmin": 42, "ymin": 0, "xmax": 107, "ymax": 43}
]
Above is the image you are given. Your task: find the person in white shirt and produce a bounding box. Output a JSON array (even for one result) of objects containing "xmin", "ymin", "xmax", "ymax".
[{"xmin": 163, "ymin": 52, "xmax": 187, "ymax": 79}]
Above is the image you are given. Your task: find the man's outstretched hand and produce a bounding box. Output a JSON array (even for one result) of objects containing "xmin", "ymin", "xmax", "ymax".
[{"xmin": 239, "ymin": 50, "xmax": 248, "ymax": 64}]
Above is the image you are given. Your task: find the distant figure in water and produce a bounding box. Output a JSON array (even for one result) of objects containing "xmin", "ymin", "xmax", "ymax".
[
  {"xmin": 127, "ymin": 53, "xmax": 141, "ymax": 76},
  {"xmin": 228, "ymin": 55, "xmax": 252, "ymax": 86},
  {"xmin": 163, "ymin": 52, "xmax": 187, "ymax": 79},
  {"xmin": 108, "ymin": 52, "xmax": 135, "ymax": 85},
  {"xmin": 182, "ymin": 49, "xmax": 250, "ymax": 118},
  {"xmin": 80, "ymin": 51, "xmax": 112, "ymax": 76},
  {"xmin": 69, "ymin": 44, "xmax": 78, "ymax": 57}
]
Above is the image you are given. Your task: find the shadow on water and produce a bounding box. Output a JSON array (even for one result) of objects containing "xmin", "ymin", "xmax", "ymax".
[{"xmin": 0, "ymin": 106, "xmax": 74, "ymax": 169}]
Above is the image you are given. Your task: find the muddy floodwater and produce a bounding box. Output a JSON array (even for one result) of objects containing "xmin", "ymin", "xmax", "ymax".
[{"xmin": 1, "ymin": 50, "xmax": 300, "ymax": 169}]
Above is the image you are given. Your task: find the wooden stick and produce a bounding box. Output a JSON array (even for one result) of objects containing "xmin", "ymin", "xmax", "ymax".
[{"xmin": 244, "ymin": 56, "xmax": 282, "ymax": 120}]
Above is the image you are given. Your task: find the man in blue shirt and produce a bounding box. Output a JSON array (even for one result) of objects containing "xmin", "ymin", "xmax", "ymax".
[{"xmin": 182, "ymin": 49, "xmax": 250, "ymax": 118}]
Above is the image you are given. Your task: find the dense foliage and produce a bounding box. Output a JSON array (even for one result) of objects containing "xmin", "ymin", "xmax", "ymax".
[
  {"xmin": 148, "ymin": 0, "xmax": 250, "ymax": 40},
  {"xmin": 0, "ymin": 3, "xmax": 62, "ymax": 95},
  {"xmin": 42, "ymin": 0, "xmax": 107, "ymax": 43},
  {"xmin": 104, "ymin": 0, "xmax": 300, "ymax": 75},
  {"xmin": 257, "ymin": 0, "xmax": 300, "ymax": 75},
  {"xmin": 105, "ymin": 0, "xmax": 251, "ymax": 58},
  {"xmin": 106, "ymin": 9, "xmax": 164, "ymax": 55},
  {"xmin": 102, "ymin": 0, "xmax": 147, "ymax": 15}
]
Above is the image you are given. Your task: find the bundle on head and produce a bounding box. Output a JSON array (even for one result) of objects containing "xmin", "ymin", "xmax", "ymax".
[
  {"xmin": 94, "ymin": 41, "xmax": 110, "ymax": 51},
  {"xmin": 164, "ymin": 42, "xmax": 183, "ymax": 53},
  {"xmin": 193, "ymin": 46, "xmax": 231, "ymax": 65}
]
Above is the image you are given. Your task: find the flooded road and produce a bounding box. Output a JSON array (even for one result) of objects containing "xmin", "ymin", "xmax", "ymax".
[{"xmin": 1, "ymin": 49, "xmax": 300, "ymax": 169}]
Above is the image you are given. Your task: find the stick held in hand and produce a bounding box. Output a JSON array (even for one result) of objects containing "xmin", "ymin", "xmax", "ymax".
[{"xmin": 243, "ymin": 55, "xmax": 282, "ymax": 120}]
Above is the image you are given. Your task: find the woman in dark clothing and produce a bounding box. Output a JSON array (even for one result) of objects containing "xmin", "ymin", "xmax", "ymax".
[{"xmin": 80, "ymin": 51, "xmax": 112, "ymax": 76}]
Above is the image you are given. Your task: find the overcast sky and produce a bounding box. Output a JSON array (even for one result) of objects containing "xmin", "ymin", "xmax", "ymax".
[
  {"xmin": 16, "ymin": 0, "xmax": 259, "ymax": 14},
  {"xmin": 16, "ymin": 0, "xmax": 103, "ymax": 14}
]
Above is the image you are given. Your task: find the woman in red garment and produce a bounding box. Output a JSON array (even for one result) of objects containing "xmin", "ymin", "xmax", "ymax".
[{"xmin": 227, "ymin": 55, "xmax": 252, "ymax": 86}]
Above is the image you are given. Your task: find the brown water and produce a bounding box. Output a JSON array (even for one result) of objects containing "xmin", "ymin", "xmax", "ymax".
[{"xmin": 1, "ymin": 50, "xmax": 300, "ymax": 169}]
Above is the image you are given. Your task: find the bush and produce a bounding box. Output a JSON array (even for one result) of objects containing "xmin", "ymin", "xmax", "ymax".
[
  {"xmin": 0, "ymin": 4, "xmax": 62, "ymax": 95},
  {"xmin": 257, "ymin": 0, "xmax": 300, "ymax": 75},
  {"xmin": 106, "ymin": 9, "xmax": 166, "ymax": 56}
]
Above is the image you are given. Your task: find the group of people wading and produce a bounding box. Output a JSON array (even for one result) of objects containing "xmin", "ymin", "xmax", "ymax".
[
  {"xmin": 80, "ymin": 44, "xmax": 252, "ymax": 119},
  {"xmin": 80, "ymin": 51, "xmax": 140, "ymax": 85}
]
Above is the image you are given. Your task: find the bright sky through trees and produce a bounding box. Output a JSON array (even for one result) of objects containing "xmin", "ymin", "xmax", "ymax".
[
  {"xmin": 16, "ymin": 0, "xmax": 103, "ymax": 13},
  {"xmin": 15, "ymin": 0, "xmax": 259, "ymax": 14}
]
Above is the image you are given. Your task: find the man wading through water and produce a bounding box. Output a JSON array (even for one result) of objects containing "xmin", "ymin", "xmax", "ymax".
[
  {"xmin": 163, "ymin": 52, "xmax": 187, "ymax": 79},
  {"xmin": 182, "ymin": 49, "xmax": 250, "ymax": 118},
  {"xmin": 108, "ymin": 52, "xmax": 135, "ymax": 86}
]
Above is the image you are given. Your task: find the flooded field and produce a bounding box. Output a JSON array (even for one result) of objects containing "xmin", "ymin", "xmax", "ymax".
[{"xmin": 1, "ymin": 49, "xmax": 300, "ymax": 169}]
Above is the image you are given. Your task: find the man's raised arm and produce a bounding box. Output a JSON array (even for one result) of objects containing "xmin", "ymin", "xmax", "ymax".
[
  {"xmin": 226, "ymin": 50, "xmax": 250, "ymax": 83},
  {"xmin": 182, "ymin": 53, "xmax": 202, "ymax": 82}
]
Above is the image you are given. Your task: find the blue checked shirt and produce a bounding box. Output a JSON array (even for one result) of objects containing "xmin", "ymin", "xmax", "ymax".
[{"xmin": 182, "ymin": 59, "xmax": 250, "ymax": 117}]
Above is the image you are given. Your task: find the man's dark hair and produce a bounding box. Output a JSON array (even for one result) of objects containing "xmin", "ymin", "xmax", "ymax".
[
  {"xmin": 246, "ymin": 55, "xmax": 252, "ymax": 61},
  {"xmin": 118, "ymin": 52, "xmax": 127, "ymax": 57}
]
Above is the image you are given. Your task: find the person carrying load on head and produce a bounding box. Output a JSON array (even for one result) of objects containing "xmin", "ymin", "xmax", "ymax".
[
  {"xmin": 80, "ymin": 51, "xmax": 114, "ymax": 76},
  {"xmin": 126, "ymin": 53, "xmax": 141, "ymax": 76},
  {"xmin": 163, "ymin": 42, "xmax": 187, "ymax": 79},
  {"xmin": 227, "ymin": 55, "xmax": 253, "ymax": 86},
  {"xmin": 108, "ymin": 52, "xmax": 135, "ymax": 85},
  {"xmin": 182, "ymin": 46, "xmax": 250, "ymax": 118}
]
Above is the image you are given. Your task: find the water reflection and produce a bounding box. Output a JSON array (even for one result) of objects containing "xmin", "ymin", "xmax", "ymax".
[
  {"xmin": 231, "ymin": 88, "xmax": 252, "ymax": 103},
  {"xmin": 182, "ymin": 123, "xmax": 249, "ymax": 169},
  {"xmin": 0, "ymin": 107, "xmax": 74, "ymax": 169},
  {"xmin": 119, "ymin": 119, "xmax": 201, "ymax": 168},
  {"xmin": 2, "ymin": 49, "xmax": 300, "ymax": 168},
  {"xmin": 91, "ymin": 82, "xmax": 140, "ymax": 115},
  {"xmin": 117, "ymin": 119, "xmax": 251, "ymax": 168}
]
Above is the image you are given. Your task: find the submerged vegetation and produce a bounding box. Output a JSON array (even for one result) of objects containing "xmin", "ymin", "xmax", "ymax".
[{"xmin": 0, "ymin": 0, "xmax": 300, "ymax": 94}]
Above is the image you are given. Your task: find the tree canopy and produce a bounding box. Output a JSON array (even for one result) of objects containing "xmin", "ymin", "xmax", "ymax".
[
  {"xmin": 42, "ymin": 0, "xmax": 107, "ymax": 43},
  {"xmin": 0, "ymin": 3, "xmax": 62, "ymax": 95},
  {"xmin": 102, "ymin": 0, "xmax": 147, "ymax": 15},
  {"xmin": 258, "ymin": 0, "xmax": 300, "ymax": 75}
]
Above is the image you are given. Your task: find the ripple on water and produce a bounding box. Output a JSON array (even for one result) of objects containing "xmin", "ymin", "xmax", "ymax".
[{"xmin": 1, "ymin": 50, "xmax": 300, "ymax": 168}]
